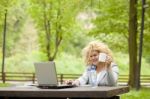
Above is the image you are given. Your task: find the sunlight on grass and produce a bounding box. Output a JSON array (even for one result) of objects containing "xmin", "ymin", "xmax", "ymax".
[
  {"xmin": 121, "ymin": 87, "xmax": 150, "ymax": 99},
  {"xmin": 0, "ymin": 83, "xmax": 12, "ymax": 87}
]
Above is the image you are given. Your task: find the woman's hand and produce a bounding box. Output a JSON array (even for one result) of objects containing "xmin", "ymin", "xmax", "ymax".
[
  {"xmin": 105, "ymin": 55, "xmax": 112, "ymax": 69},
  {"xmin": 72, "ymin": 80, "xmax": 80, "ymax": 86},
  {"xmin": 64, "ymin": 80, "xmax": 80, "ymax": 86},
  {"xmin": 64, "ymin": 80, "xmax": 73, "ymax": 85}
]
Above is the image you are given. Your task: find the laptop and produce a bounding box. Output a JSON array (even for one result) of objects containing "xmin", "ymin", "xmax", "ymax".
[{"xmin": 34, "ymin": 61, "xmax": 75, "ymax": 89}]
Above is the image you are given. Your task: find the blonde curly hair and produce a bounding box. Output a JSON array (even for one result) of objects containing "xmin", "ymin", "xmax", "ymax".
[{"xmin": 82, "ymin": 41, "xmax": 113, "ymax": 65}]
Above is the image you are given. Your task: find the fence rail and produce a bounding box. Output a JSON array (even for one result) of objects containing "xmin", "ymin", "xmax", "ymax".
[{"xmin": 0, "ymin": 72, "xmax": 150, "ymax": 86}]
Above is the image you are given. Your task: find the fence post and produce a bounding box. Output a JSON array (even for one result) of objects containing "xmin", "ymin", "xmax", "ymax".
[
  {"xmin": 2, "ymin": 72, "xmax": 6, "ymax": 83},
  {"xmin": 32, "ymin": 73, "xmax": 35, "ymax": 84},
  {"xmin": 60, "ymin": 74, "xmax": 63, "ymax": 84}
]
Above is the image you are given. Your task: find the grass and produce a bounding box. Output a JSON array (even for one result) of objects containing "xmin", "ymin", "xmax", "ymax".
[
  {"xmin": 121, "ymin": 87, "xmax": 150, "ymax": 99},
  {"xmin": 0, "ymin": 83, "xmax": 12, "ymax": 87}
]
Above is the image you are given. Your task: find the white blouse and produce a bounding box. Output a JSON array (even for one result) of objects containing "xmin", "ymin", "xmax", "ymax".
[{"xmin": 77, "ymin": 62, "xmax": 119, "ymax": 86}]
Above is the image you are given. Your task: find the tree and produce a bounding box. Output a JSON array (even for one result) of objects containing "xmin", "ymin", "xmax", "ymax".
[
  {"xmin": 29, "ymin": 0, "xmax": 61, "ymax": 61},
  {"xmin": 1, "ymin": 9, "xmax": 7, "ymax": 83},
  {"xmin": 88, "ymin": 0, "xmax": 129, "ymax": 52},
  {"xmin": 29, "ymin": 0, "xmax": 79, "ymax": 61},
  {"xmin": 128, "ymin": 0, "xmax": 139, "ymax": 89},
  {"xmin": 42, "ymin": 0, "xmax": 62, "ymax": 61},
  {"xmin": 0, "ymin": 0, "xmax": 27, "ymax": 56},
  {"xmin": 0, "ymin": 0, "xmax": 18, "ymax": 83}
]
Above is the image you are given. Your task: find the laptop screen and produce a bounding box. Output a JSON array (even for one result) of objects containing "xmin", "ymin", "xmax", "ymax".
[{"xmin": 34, "ymin": 61, "xmax": 58, "ymax": 86}]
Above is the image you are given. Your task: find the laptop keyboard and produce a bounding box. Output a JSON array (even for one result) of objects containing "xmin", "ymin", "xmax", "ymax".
[{"xmin": 38, "ymin": 85, "xmax": 76, "ymax": 89}]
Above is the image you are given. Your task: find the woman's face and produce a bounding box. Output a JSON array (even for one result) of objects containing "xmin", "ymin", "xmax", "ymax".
[{"xmin": 89, "ymin": 51, "xmax": 99, "ymax": 66}]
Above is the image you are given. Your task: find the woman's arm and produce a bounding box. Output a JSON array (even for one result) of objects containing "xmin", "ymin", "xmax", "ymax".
[
  {"xmin": 77, "ymin": 68, "xmax": 89, "ymax": 85},
  {"xmin": 65, "ymin": 70, "xmax": 89, "ymax": 86},
  {"xmin": 106, "ymin": 62, "xmax": 119, "ymax": 86},
  {"xmin": 97, "ymin": 62, "xmax": 119, "ymax": 86}
]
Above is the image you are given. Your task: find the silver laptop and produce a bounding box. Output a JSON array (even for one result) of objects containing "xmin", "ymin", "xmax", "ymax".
[{"xmin": 34, "ymin": 61, "xmax": 75, "ymax": 89}]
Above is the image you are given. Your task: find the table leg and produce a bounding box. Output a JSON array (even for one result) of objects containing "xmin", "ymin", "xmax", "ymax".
[
  {"xmin": 0, "ymin": 96, "xmax": 120, "ymax": 99},
  {"xmin": 0, "ymin": 97, "xmax": 67, "ymax": 99},
  {"xmin": 67, "ymin": 96, "xmax": 120, "ymax": 99},
  {"xmin": 103, "ymin": 96, "xmax": 119, "ymax": 99},
  {"xmin": 0, "ymin": 97, "xmax": 9, "ymax": 99}
]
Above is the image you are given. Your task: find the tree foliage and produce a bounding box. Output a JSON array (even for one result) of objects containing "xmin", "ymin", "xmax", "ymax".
[
  {"xmin": 0, "ymin": 0, "xmax": 27, "ymax": 56},
  {"xmin": 28, "ymin": 0, "xmax": 81, "ymax": 60}
]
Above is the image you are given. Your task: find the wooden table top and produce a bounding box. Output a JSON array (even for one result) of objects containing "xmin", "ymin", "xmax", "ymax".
[{"xmin": 0, "ymin": 85, "xmax": 129, "ymax": 98}]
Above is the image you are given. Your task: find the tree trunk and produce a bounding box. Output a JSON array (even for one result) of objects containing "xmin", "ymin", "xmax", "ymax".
[
  {"xmin": 128, "ymin": 0, "xmax": 139, "ymax": 90},
  {"xmin": 137, "ymin": 0, "xmax": 146, "ymax": 90},
  {"xmin": 42, "ymin": 1, "xmax": 62, "ymax": 61},
  {"xmin": 2, "ymin": 9, "xmax": 7, "ymax": 83}
]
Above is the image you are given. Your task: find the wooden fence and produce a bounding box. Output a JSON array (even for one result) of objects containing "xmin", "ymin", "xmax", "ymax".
[{"xmin": 0, "ymin": 72, "xmax": 150, "ymax": 86}]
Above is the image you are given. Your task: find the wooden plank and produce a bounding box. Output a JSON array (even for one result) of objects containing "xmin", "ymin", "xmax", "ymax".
[{"xmin": 0, "ymin": 86, "xmax": 129, "ymax": 98}]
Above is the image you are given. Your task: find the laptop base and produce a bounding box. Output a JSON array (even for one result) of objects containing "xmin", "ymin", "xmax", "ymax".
[{"xmin": 37, "ymin": 85, "xmax": 76, "ymax": 89}]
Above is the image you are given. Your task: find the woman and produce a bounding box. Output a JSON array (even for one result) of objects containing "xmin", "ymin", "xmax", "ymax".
[{"xmin": 67, "ymin": 41, "xmax": 119, "ymax": 86}]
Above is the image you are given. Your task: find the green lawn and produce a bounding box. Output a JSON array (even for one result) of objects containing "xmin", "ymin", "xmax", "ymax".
[
  {"xmin": 0, "ymin": 83, "xmax": 12, "ymax": 87},
  {"xmin": 121, "ymin": 87, "xmax": 150, "ymax": 99}
]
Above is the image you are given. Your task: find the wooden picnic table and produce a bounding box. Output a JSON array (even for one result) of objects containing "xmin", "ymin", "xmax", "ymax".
[{"xmin": 0, "ymin": 85, "xmax": 129, "ymax": 99}]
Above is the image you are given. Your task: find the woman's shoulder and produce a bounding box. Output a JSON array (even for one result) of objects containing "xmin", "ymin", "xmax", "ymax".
[
  {"xmin": 110, "ymin": 62, "xmax": 119, "ymax": 72},
  {"xmin": 111, "ymin": 62, "xmax": 117, "ymax": 66},
  {"xmin": 110, "ymin": 62, "xmax": 118, "ymax": 68}
]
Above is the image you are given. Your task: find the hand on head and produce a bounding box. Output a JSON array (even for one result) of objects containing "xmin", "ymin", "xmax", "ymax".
[{"xmin": 105, "ymin": 55, "xmax": 112, "ymax": 69}]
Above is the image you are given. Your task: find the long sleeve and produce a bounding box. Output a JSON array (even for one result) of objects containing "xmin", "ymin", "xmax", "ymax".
[
  {"xmin": 97, "ymin": 62, "xmax": 119, "ymax": 86},
  {"xmin": 77, "ymin": 67, "xmax": 90, "ymax": 85},
  {"xmin": 77, "ymin": 63, "xmax": 119, "ymax": 86},
  {"xmin": 106, "ymin": 62, "xmax": 119, "ymax": 86}
]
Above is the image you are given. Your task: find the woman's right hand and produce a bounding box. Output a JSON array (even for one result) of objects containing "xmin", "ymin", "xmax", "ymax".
[
  {"xmin": 65, "ymin": 80, "xmax": 73, "ymax": 85},
  {"xmin": 65, "ymin": 80, "xmax": 80, "ymax": 86},
  {"xmin": 72, "ymin": 80, "xmax": 80, "ymax": 86}
]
